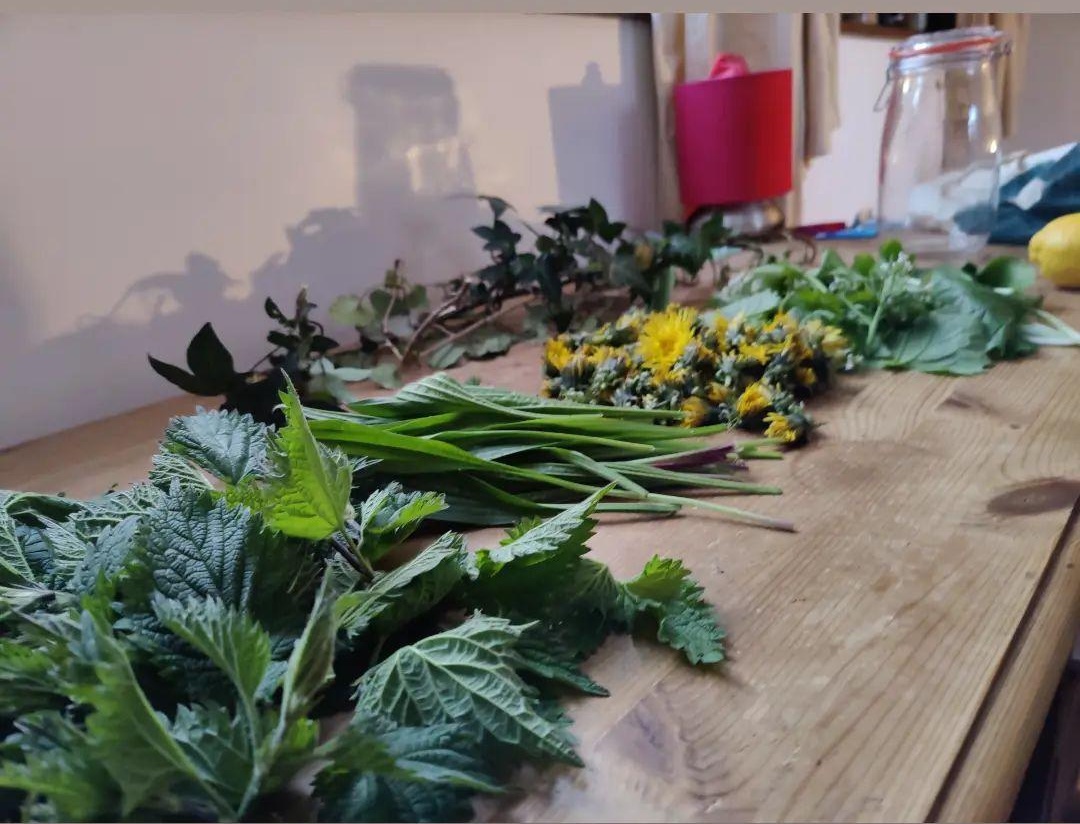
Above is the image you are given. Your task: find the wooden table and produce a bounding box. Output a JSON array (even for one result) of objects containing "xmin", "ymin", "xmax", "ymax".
[{"xmin": 2, "ymin": 248, "xmax": 1079, "ymax": 822}]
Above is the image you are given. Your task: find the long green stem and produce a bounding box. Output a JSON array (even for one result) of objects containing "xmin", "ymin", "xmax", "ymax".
[{"xmin": 341, "ymin": 527, "xmax": 375, "ymax": 580}]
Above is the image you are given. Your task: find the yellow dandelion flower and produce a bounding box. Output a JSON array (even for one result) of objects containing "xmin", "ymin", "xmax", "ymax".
[
  {"xmin": 706, "ymin": 382, "xmax": 729, "ymax": 404},
  {"xmin": 544, "ymin": 337, "xmax": 574, "ymax": 372},
  {"xmin": 796, "ymin": 366, "xmax": 818, "ymax": 387},
  {"xmin": 679, "ymin": 395, "xmax": 711, "ymax": 428},
  {"xmin": 638, "ymin": 306, "xmax": 697, "ymax": 377},
  {"xmin": 736, "ymin": 381, "xmax": 772, "ymax": 417},
  {"xmin": 712, "ymin": 313, "xmax": 729, "ymax": 338},
  {"xmin": 784, "ymin": 333, "xmax": 813, "ymax": 362},
  {"xmin": 821, "ymin": 325, "xmax": 848, "ymax": 357},
  {"xmin": 739, "ymin": 342, "xmax": 771, "ymax": 365},
  {"xmin": 585, "ymin": 345, "xmax": 621, "ymax": 367},
  {"xmin": 763, "ymin": 411, "xmax": 799, "ymax": 443},
  {"xmin": 666, "ymin": 365, "xmax": 690, "ymax": 386},
  {"xmin": 763, "ymin": 311, "xmax": 798, "ymax": 334}
]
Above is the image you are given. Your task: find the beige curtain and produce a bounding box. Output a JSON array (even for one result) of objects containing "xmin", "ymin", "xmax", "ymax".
[
  {"xmin": 650, "ymin": 13, "xmax": 840, "ymax": 226},
  {"xmin": 955, "ymin": 13, "xmax": 1029, "ymax": 139}
]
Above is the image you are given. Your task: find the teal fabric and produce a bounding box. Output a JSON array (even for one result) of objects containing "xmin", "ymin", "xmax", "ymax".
[{"xmin": 987, "ymin": 145, "xmax": 1080, "ymax": 245}]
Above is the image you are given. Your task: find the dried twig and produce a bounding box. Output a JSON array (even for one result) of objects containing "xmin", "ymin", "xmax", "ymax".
[{"xmin": 418, "ymin": 296, "xmax": 535, "ymax": 360}]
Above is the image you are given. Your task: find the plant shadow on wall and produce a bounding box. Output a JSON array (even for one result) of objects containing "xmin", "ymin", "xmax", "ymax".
[
  {"xmin": 548, "ymin": 53, "xmax": 656, "ymax": 229},
  {"xmin": 0, "ymin": 63, "xmax": 486, "ymax": 449}
]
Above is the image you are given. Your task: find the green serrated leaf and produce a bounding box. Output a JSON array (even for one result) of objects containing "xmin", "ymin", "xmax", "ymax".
[
  {"xmin": 170, "ymin": 702, "xmax": 255, "ymax": 813},
  {"xmin": 143, "ymin": 484, "xmax": 280, "ymax": 608},
  {"xmin": 72, "ymin": 612, "xmax": 239, "ymax": 818},
  {"xmin": 0, "ymin": 507, "xmax": 34, "ymax": 584},
  {"xmin": 0, "ymin": 711, "xmax": 120, "ymax": 821},
  {"xmin": 620, "ymin": 555, "xmax": 725, "ymax": 665},
  {"xmin": 153, "ymin": 595, "xmax": 272, "ymax": 713},
  {"xmin": 315, "ymin": 719, "xmax": 498, "ymax": 823},
  {"xmin": 354, "ymin": 613, "xmax": 582, "ymax": 766},
  {"xmin": 511, "ymin": 625, "xmax": 608, "ymax": 696},
  {"xmin": 164, "ymin": 409, "xmax": 269, "ymax": 485},
  {"xmin": 68, "ymin": 515, "xmax": 142, "ymax": 594},
  {"xmin": 262, "ymin": 375, "xmax": 354, "ymax": 540},
  {"xmin": 336, "ymin": 532, "xmax": 464, "ymax": 637},
  {"xmin": 279, "ymin": 577, "xmax": 338, "ymax": 726},
  {"xmin": 358, "ymin": 483, "xmax": 447, "ymax": 562}
]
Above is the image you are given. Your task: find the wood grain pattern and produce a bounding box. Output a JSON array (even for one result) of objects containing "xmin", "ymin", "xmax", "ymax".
[{"xmin": 2, "ymin": 246, "xmax": 1079, "ymax": 822}]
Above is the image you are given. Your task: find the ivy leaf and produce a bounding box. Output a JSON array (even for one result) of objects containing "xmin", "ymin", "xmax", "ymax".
[
  {"xmin": 186, "ymin": 323, "xmax": 239, "ymax": 389},
  {"xmin": 354, "ymin": 614, "xmax": 582, "ymax": 766},
  {"xmin": 358, "ymin": 483, "xmax": 447, "ymax": 562},
  {"xmin": 261, "ymin": 375, "xmax": 354, "ymax": 540},
  {"xmin": 465, "ymin": 330, "xmax": 514, "ymax": 359},
  {"xmin": 477, "ymin": 195, "xmax": 513, "ymax": 220},
  {"xmin": 163, "ymin": 409, "xmax": 269, "ymax": 485},
  {"xmin": 330, "ymin": 294, "xmax": 377, "ymax": 329},
  {"xmin": 427, "ymin": 342, "xmax": 467, "ymax": 370},
  {"xmin": 152, "ymin": 595, "xmax": 272, "ymax": 712},
  {"xmin": 143, "ymin": 484, "xmax": 280, "ymax": 609},
  {"xmin": 335, "ymin": 532, "xmax": 465, "ymax": 637},
  {"xmin": 368, "ymin": 362, "xmax": 402, "ymax": 390}
]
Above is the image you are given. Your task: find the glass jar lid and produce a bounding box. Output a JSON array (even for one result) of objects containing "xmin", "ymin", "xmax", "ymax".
[{"xmin": 888, "ymin": 26, "xmax": 1010, "ymax": 72}]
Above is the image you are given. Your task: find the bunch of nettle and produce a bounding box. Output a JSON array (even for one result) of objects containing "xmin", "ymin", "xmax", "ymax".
[{"xmin": 541, "ymin": 305, "xmax": 851, "ymax": 444}]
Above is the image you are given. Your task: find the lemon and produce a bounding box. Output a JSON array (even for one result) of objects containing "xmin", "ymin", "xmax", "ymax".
[{"xmin": 1029, "ymin": 213, "xmax": 1080, "ymax": 288}]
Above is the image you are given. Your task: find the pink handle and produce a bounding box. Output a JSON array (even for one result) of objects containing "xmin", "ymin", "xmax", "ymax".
[{"xmin": 709, "ymin": 53, "xmax": 750, "ymax": 80}]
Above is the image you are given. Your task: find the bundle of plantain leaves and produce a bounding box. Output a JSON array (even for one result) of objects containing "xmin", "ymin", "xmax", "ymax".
[{"xmin": 305, "ymin": 373, "xmax": 794, "ymax": 532}]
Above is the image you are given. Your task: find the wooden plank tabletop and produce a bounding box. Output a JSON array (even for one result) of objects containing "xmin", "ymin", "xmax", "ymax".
[{"xmin": 2, "ymin": 245, "xmax": 1079, "ymax": 822}]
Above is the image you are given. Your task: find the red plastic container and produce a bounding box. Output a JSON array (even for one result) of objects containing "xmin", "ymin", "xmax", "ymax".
[{"xmin": 674, "ymin": 57, "xmax": 794, "ymax": 219}]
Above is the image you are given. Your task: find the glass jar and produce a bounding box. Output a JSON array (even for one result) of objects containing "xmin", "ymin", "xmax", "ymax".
[{"xmin": 876, "ymin": 27, "xmax": 1011, "ymax": 260}]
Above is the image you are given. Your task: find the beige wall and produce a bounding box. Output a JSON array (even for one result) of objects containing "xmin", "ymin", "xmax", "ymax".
[{"xmin": 0, "ymin": 13, "xmax": 657, "ymax": 448}]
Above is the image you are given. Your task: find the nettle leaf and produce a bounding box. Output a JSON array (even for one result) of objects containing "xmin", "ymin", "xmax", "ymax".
[
  {"xmin": 143, "ymin": 483, "xmax": 282, "ymax": 608},
  {"xmin": 153, "ymin": 595, "xmax": 272, "ymax": 712},
  {"xmin": 471, "ymin": 487, "xmax": 606, "ymax": 579},
  {"xmin": 150, "ymin": 451, "xmax": 214, "ymax": 492},
  {"xmin": 279, "ymin": 577, "xmax": 339, "ymax": 725},
  {"xmin": 0, "ymin": 711, "xmax": 120, "ymax": 822},
  {"xmin": 68, "ymin": 515, "xmax": 142, "ymax": 594},
  {"xmin": 0, "ymin": 507, "xmax": 34, "ymax": 584},
  {"xmin": 336, "ymin": 532, "xmax": 465, "ymax": 638},
  {"xmin": 0, "ymin": 643, "xmax": 68, "ymax": 715},
  {"xmin": 621, "ymin": 555, "xmax": 725, "ymax": 665},
  {"xmin": 39, "ymin": 518, "xmax": 91, "ymax": 585},
  {"xmin": 511, "ymin": 624, "xmax": 608, "ymax": 697},
  {"xmin": 72, "ymin": 612, "xmax": 239, "ymax": 819},
  {"xmin": 359, "ymin": 483, "xmax": 447, "ymax": 562},
  {"xmin": 354, "ymin": 613, "xmax": 582, "ymax": 766},
  {"xmin": 262, "ymin": 376, "xmax": 353, "ymax": 541},
  {"xmin": 164, "ymin": 409, "xmax": 269, "ymax": 485},
  {"xmin": 315, "ymin": 719, "xmax": 499, "ymax": 823},
  {"xmin": 169, "ymin": 702, "xmax": 255, "ymax": 813}
]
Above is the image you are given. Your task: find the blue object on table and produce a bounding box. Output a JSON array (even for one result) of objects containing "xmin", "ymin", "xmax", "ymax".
[
  {"xmin": 814, "ymin": 221, "xmax": 878, "ymax": 240},
  {"xmin": 987, "ymin": 144, "xmax": 1080, "ymax": 245}
]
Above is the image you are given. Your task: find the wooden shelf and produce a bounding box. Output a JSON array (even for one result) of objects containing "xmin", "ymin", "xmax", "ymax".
[{"xmin": 841, "ymin": 21, "xmax": 918, "ymax": 40}]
